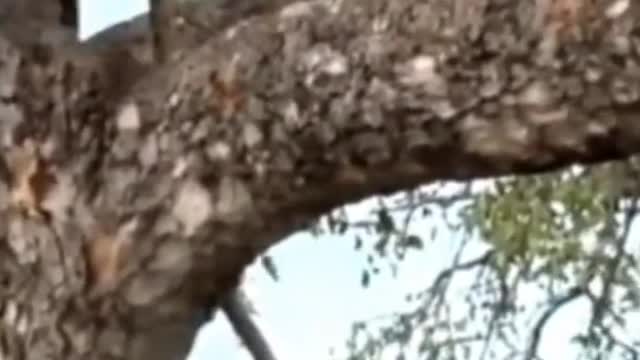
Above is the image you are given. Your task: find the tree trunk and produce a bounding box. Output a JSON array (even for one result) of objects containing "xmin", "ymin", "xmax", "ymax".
[{"xmin": 2, "ymin": 0, "xmax": 640, "ymax": 358}]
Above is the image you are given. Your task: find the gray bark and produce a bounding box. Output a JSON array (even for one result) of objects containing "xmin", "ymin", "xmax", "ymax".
[{"xmin": 2, "ymin": 0, "xmax": 640, "ymax": 359}]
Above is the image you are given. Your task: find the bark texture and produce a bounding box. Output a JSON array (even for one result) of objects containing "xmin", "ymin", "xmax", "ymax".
[{"xmin": 2, "ymin": 0, "xmax": 640, "ymax": 359}]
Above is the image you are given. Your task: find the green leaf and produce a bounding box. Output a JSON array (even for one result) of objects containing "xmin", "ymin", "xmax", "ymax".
[
  {"xmin": 361, "ymin": 270, "xmax": 370, "ymax": 288},
  {"xmin": 401, "ymin": 234, "xmax": 424, "ymax": 250},
  {"xmin": 376, "ymin": 209, "xmax": 395, "ymax": 233},
  {"xmin": 354, "ymin": 236, "xmax": 363, "ymax": 251}
]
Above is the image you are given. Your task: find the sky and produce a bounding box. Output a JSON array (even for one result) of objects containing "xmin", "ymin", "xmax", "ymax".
[{"xmin": 78, "ymin": 2, "xmax": 640, "ymax": 359}]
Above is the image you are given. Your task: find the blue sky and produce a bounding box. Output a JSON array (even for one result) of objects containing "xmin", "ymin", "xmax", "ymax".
[{"xmin": 78, "ymin": 2, "xmax": 640, "ymax": 359}]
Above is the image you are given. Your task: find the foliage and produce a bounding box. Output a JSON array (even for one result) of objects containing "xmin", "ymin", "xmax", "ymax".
[{"xmin": 319, "ymin": 158, "xmax": 640, "ymax": 360}]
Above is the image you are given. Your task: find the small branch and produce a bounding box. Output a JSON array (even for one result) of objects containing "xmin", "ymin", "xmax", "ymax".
[
  {"xmin": 524, "ymin": 286, "xmax": 585, "ymax": 360},
  {"xmin": 478, "ymin": 272, "xmax": 512, "ymax": 360},
  {"xmin": 589, "ymin": 200, "xmax": 637, "ymax": 332},
  {"xmin": 429, "ymin": 250, "xmax": 495, "ymax": 301},
  {"xmin": 596, "ymin": 323, "xmax": 639, "ymax": 360}
]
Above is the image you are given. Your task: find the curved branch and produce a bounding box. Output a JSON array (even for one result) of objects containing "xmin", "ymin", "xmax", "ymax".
[
  {"xmin": 524, "ymin": 286, "xmax": 585, "ymax": 360},
  {"xmin": 588, "ymin": 199, "xmax": 637, "ymax": 332},
  {"xmin": 2, "ymin": 0, "xmax": 640, "ymax": 359}
]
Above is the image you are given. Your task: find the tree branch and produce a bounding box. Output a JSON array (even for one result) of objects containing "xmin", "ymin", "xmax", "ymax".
[{"xmin": 3, "ymin": 0, "xmax": 640, "ymax": 358}]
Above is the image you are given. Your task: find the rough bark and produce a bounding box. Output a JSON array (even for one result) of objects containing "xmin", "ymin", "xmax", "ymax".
[{"xmin": 2, "ymin": 0, "xmax": 640, "ymax": 359}]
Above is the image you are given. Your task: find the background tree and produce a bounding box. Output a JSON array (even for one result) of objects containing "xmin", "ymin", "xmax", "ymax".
[
  {"xmin": 331, "ymin": 157, "xmax": 640, "ymax": 360},
  {"xmin": 3, "ymin": 0, "xmax": 640, "ymax": 359}
]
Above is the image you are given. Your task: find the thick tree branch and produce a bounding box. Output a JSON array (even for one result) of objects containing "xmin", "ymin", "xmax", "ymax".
[{"xmin": 3, "ymin": 0, "xmax": 640, "ymax": 359}]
